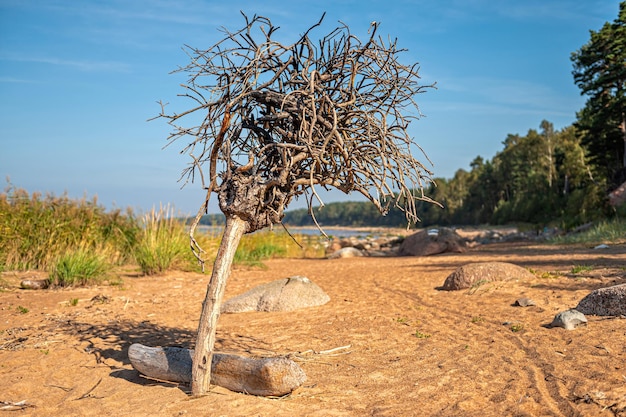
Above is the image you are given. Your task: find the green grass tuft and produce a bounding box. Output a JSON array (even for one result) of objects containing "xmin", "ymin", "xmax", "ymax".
[
  {"xmin": 571, "ymin": 265, "xmax": 594, "ymax": 274},
  {"xmin": 234, "ymin": 241, "xmax": 285, "ymax": 267},
  {"xmin": 229, "ymin": 229, "xmax": 325, "ymax": 267},
  {"xmin": 414, "ymin": 330, "xmax": 431, "ymax": 339},
  {"xmin": 50, "ymin": 249, "xmax": 110, "ymax": 286}
]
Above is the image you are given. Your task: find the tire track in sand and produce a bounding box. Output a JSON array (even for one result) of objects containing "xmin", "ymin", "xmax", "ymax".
[{"xmin": 376, "ymin": 282, "xmax": 580, "ymax": 416}]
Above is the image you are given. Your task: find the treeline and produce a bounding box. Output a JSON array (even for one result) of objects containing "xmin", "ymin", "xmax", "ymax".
[
  {"xmin": 196, "ymin": 203, "xmax": 409, "ymax": 228},
  {"xmin": 423, "ymin": 121, "xmax": 609, "ymax": 227},
  {"xmin": 281, "ymin": 121, "xmax": 614, "ymax": 229}
]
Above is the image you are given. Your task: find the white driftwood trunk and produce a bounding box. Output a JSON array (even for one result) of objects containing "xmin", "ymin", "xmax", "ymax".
[
  {"xmin": 129, "ymin": 343, "xmax": 306, "ymax": 396},
  {"xmin": 192, "ymin": 215, "xmax": 248, "ymax": 395}
]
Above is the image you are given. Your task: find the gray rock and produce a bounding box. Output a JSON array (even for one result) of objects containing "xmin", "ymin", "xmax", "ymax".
[
  {"xmin": 20, "ymin": 279, "xmax": 50, "ymax": 290},
  {"xmin": 327, "ymin": 247, "xmax": 364, "ymax": 259},
  {"xmin": 442, "ymin": 262, "xmax": 535, "ymax": 291},
  {"xmin": 221, "ymin": 276, "xmax": 330, "ymax": 313},
  {"xmin": 398, "ymin": 228, "xmax": 466, "ymax": 257},
  {"xmin": 576, "ymin": 283, "xmax": 626, "ymax": 316},
  {"xmin": 514, "ymin": 297, "xmax": 536, "ymax": 307},
  {"xmin": 549, "ymin": 309, "xmax": 587, "ymax": 330},
  {"xmin": 364, "ymin": 250, "xmax": 391, "ymax": 257}
]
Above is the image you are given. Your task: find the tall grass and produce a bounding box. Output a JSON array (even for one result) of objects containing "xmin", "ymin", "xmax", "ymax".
[
  {"xmin": 0, "ymin": 185, "xmax": 137, "ymax": 271},
  {"xmin": 550, "ymin": 218, "xmax": 626, "ymax": 245},
  {"xmin": 232, "ymin": 229, "xmax": 325, "ymax": 266},
  {"xmin": 0, "ymin": 185, "xmax": 326, "ymax": 281},
  {"xmin": 134, "ymin": 205, "xmax": 190, "ymax": 275}
]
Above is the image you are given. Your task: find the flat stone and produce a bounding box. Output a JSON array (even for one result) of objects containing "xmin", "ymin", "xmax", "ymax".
[
  {"xmin": 221, "ymin": 276, "xmax": 330, "ymax": 313},
  {"xmin": 327, "ymin": 247, "xmax": 364, "ymax": 259},
  {"xmin": 442, "ymin": 262, "xmax": 535, "ymax": 291}
]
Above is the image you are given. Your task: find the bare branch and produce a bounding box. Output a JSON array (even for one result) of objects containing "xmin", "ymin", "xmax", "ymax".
[{"xmin": 156, "ymin": 13, "xmax": 439, "ymax": 251}]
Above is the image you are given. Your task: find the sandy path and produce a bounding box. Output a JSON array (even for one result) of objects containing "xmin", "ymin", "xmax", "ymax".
[{"xmin": 1, "ymin": 242, "xmax": 625, "ymax": 416}]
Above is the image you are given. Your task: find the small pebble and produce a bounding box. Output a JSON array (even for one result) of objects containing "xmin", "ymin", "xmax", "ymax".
[{"xmin": 514, "ymin": 297, "xmax": 536, "ymax": 307}]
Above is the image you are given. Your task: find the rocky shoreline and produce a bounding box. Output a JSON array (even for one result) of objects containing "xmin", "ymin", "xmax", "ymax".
[{"xmin": 324, "ymin": 226, "xmax": 544, "ymax": 258}]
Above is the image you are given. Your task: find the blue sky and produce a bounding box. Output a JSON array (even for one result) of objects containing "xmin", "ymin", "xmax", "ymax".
[{"xmin": 0, "ymin": 0, "xmax": 620, "ymax": 216}]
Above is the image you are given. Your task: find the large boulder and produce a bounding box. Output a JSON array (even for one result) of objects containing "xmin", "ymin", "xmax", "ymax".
[
  {"xmin": 576, "ymin": 283, "xmax": 626, "ymax": 316},
  {"xmin": 399, "ymin": 228, "xmax": 466, "ymax": 257},
  {"xmin": 221, "ymin": 276, "xmax": 330, "ymax": 313},
  {"xmin": 442, "ymin": 262, "xmax": 535, "ymax": 291}
]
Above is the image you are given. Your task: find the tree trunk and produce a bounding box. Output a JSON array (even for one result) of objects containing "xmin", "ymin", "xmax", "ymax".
[
  {"xmin": 621, "ymin": 116, "xmax": 626, "ymax": 168},
  {"xmin": 191, "ymin": 215, "xmax": 248, "ymax": 396}
]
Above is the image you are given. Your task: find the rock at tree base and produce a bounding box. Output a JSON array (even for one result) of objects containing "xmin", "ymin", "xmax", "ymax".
[
  {"xmin": 221, "ymin": 276, "xmax": 330, "ymax": 313},
  {"xmin": 576, "ymin": 283, "xmax": 626, "ymax": 316},
  {"xmin": 549, "ymin": 309, "xmax": 587, "ymax": 330},
  {"xmin": 442, "ymin": 262, "xmax": 535, "ymax": 291},
  {"xmin": 398, "ymin": 228, "xmax": 466, "ymax": 256},
  {"xmin": 128, "ymin": 343, "xmax": 306, "ymax": 396}
]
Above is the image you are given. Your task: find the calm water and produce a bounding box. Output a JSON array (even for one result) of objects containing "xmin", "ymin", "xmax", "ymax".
[{"xmin": 196, "ymin": 225, "xmax": 383, "ymax": 239}]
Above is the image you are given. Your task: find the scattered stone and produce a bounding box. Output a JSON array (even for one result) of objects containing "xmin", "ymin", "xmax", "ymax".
[
  {"xmin": 320, "ymin": 227, "xmax": 545, "ymax": 257},
  {"xmin": 327, "ymin": 247, "xmax": 364, "ymax": 259},
  {"xmin": 91, "ymin": 294, "xmax": 111, "ymax": 304},
  {"xmin": 364, "ymin": 250, "xmax": 390, "ymax": 257},
  {"xmin": 20, "ymin": 279, "xmax": 49, "ymax": 290},
  {"xmin": 514, "ymin": 297, "xmax": 536, "ymax": 307},
  {"xmin": 502, "ymin": 321, "xmax": 524, "ymax": 332},
  {"xmin": 441, "ymin": 262, "xmax": 535, "ymax": 291},
  {"xmin": 325, "ymin": 241, "xmax": 343, "ymax": 254},
  {"xmin": 576, "ymin": 283, "xmax": 626, "ymax": 316},
  {"xmin": 221, "ymin": 276, "xmax": 330, "ymax": 313},
  {"xmin": 398, "ymin": 228, "xmax": 466, "ymax": 257},
  {"xmin": 549, "ymin": 309, "xmax": 587, "ymax": 330}
]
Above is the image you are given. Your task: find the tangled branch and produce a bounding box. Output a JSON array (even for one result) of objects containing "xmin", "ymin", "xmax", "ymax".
[{"xmin": 156, "ymin": 12, "xmax": 439, "ymax": 265}]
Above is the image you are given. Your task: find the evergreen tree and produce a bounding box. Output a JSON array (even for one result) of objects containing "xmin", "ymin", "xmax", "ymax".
[{"xmin": 571, "ymin": 1, "xmax": 626, "ymax": 186}]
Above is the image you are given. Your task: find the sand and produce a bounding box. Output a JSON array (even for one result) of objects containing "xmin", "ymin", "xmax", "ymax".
[{"xmin": 1, "ymin": 242, "xmax": 625, "ymax": 416}]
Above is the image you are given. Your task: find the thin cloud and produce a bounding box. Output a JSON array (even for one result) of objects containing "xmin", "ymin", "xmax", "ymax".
[
  {"xmin": 1, "ymin": 55, "xmax": 131, "ymax": 73},
  {"xmin": 491, "ymin": 1, "xmax": 616, "ymax": 23},
  {"xmin": 0, "ymin": 76, "xmax": 37, "ymax": 83},
  {"xmin": 434, "ymin": 75, "xmax": 579, "ymax": 109},
  {"xmin": 439, "ymin": 0, "xmax": 613, "ymax": 23},
  {"xmin": 42, "ymin": 0, "xmax": 216, "ymax": 26},
  {"xmin": 425, "ymin": 100, "xmax": 575, "ymax": 119}
]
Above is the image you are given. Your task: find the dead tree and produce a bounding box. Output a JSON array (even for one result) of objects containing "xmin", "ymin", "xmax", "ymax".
[{"xmin": 155, "ymin": 13, "xmax": 438, "ymax": 395}]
